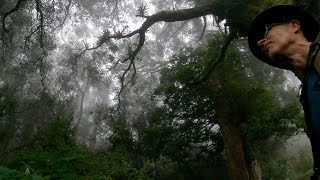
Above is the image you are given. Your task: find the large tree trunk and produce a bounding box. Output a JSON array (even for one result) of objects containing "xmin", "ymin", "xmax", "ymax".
[
  {"xmin": 218, "ymin": 113, "xmax": 249, "ymax": 180},
  {"xmin": 208, "ymin": 66, "xmax": 249, "ymax": 179}
]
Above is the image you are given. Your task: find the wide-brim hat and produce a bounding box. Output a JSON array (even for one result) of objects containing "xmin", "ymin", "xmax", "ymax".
[{"xmin": 248, "ymin": 5, "xmax": 319, "ymax": 70}]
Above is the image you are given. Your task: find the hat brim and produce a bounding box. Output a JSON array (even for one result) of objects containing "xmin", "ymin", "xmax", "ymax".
[{"xmin": 248, "ymin": 5, "xmax": 319, "ymax": 70}]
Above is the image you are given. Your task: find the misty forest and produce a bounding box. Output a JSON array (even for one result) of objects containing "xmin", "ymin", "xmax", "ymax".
[{"xmin": 1, "ymin": 0, "xmax": 320, "ymax": 179}]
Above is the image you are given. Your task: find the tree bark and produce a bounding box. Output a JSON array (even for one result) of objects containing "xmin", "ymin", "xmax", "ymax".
[
  {"xmin": 248, "ymin": 159, "xmax": 262, "ymax": 180},
  {"xmin": 218, "ymin": 112, "xmax": 249, "ymax": 180},
  {"xmin": 89, "ymin": 123, "xmax": 97, "ymax": 151},
  {"xmin": 89, "ymin": 111, "xmax": 102, "ymax": 151},
  {"xmin": 74, "ymin": 90, "xmax": 85, "ymax": 130},
  {"xmin": 74, "ymin": 80, "xmax": 89, "ymax": 130},
  {"xmin": 208, "ymin": 63, "xmax": 249, "ymax": 180}
]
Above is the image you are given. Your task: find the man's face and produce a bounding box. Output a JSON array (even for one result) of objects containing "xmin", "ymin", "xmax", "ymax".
[{"xmin": 257, "ymin": 22, "xmax": 296, "ymax": 63}]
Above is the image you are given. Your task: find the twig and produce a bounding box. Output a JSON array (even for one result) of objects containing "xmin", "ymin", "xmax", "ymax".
[
  {"xmin": 53, "ymin": 0, "xmax": 72, "ymax": 30},
  {"xmin": 160, "ymin": 21, "xmax": 189, "ymax": 43}
]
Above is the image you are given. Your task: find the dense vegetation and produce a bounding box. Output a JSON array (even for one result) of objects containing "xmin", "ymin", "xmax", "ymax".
[{"xmin": 1, "ymin": 0, "xmax": 319, "ymax": 179}]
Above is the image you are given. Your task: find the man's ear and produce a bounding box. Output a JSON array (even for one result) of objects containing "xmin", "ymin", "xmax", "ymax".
[{"xmin": 290, "ymin": 20, "xmax": 301, "ymax": 33}]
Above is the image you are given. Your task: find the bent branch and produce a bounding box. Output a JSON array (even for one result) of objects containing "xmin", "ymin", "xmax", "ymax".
[
  {"xmin": 86, "ymin": 3, "xmax": 215, "ymax": 52},
  {"xmin": 187, "ymin": 30, "xmax": 237, "ymax": 86},
  {"xmin": 75, "ymin": 3, "xmax": 219, "ymax": 108},
  {"xmin": 2, "ymin": 0, "xmax": 28, "ymax": 34}
]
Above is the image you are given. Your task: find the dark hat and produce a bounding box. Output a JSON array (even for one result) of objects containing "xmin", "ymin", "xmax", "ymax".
[{"xmin": 248, "ymin": 5, "xmax": 319, "ymax": 70}]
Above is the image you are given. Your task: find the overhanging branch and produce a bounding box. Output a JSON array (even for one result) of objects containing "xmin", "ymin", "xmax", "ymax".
[
  {"xmin": 74, "ymin": 3, "xmax": 217, "ymax": 109},
  {"xmin": 187, "ymin": 30, "xmax": 237, "ymax": 86},
  {"xmin": 207, "ymin": 30, "xmax": 237, "ymax": 76},
  {"xmin": 85, "ymin": 3, "xmax": 215, "ymax": 52},
  {"xmin": 117, "ymin": 32, "xmax": 145, "ymax": 110}
]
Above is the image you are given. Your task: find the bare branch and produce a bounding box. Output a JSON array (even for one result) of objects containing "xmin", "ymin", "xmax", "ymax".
[
  {"xmin": 24, "ymin": 25, "xmax": 41, "ymax": 49},
  {"xmin": 73, "ymin": 3, "xmax": 217, "ymax": 109},
  {"xmin": 208, "ymin": 31, "xmax": 237, "ymax": 73},
  {"xmin": 73, "ymin": 4, "xmax": 215, "ymax": 62},
  {"xmin": 2, "ymin": 0, "xmax": 28, "ymax": 35},
  {"xmin": 86, "ymin": 4, "xmax": 215, "ymax": 51},
  {"xmin": 214, "ymin": 16, "xmax": 224, "ymax": 34},
  {"xmin": 111, "ymin": 0, "xmax": 120, "ymax": 18},
  {"xmin": 116, "ymin": 31, "xmax": 146, "ymax": 110},
  {"xmin": 122, "ymin": 32, "xmax": 146, "ymax": 62},
  {"xmin": 198, "ymin": 16, "xmax": 207, "ymax": 41},
  {"xmin": 35, "ymin": 0, "xmax": 45, "ymax": 49},
  {"xmin": 117, "ymin": 58, "xmax": 134, "ymax": 110}
]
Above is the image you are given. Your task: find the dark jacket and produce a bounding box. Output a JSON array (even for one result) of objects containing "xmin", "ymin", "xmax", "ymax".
[{"xmin": 301, "ymin": 33, "xmax": 320, "ymax": 171}]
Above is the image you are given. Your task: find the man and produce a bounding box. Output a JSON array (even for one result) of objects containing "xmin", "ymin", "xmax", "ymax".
[{"xmin": 248, "ymin": 5, "xmax": 320, "ymax": 178}]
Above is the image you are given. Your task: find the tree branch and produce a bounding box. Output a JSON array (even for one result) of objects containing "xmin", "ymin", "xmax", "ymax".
[
  {"xmin": 2, "ymin": 0, "xmax": 28, "ymax": 35},
  {"xmin": 35, "ymin": 0, "xmax": 45, "ymax": 49},
  {"xmin": 53, "ymin": 0, "xmax": 72, "ymax": 30},
  {"xmin": 187, "ymin": 30, "xmax": 237, "ymax": 86},
  {"xmin": 74, "ymin": 3, "xmax": 216, "ymax": 109},
  {"xmin": 198, "ymin": 16, "xmax": 207, "ymax": 41},
  {"xmin": 116, "ymin": 32, "xmax": 145, "ymax": 108},
  {"xmin": 73, "ymin": 4, "xmax": 215, "ymax": 61},
  {"xmin": 87, "ymin": 4, "xmax": 215, "ymax": 51},
  {"xmin": 207, "ymin": 30, "xmax": 237, "ymax": 76},
  {"xmin": 117, "ymin": 58, "xmax": 133, "ymax": 110}
]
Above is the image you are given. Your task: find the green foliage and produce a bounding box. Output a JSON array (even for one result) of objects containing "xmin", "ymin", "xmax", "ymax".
[
  {"xmin": 0, "ymin": 85, "xmax": 18, "ymax": 118},
  {"xmin": 263, "ymin": 159, "xmax": 292, "ymax": 179},
  {"xmin": 287, "ymin": 147, "xmax": 313, "ymax": 178},
  {"xmin": 1, "ymin": 117, "xmax": 152, "ymax": 179},
  {"xmin": 260, "ymin": 145, "xmax": 313, "ymax": 179},
  {"xmin": 0, "ymin": 166, "xmax": 44, "ymax": 180},
  {"xmin": 0, "ymin": 0, "xmax": 312, "ymax": 179},
  {"xmin": 153, "ymin": 32, "xmax": 304, "ymax": 178}
]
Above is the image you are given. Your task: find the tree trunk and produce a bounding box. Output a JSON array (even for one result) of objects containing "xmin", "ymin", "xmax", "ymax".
[
  {"xmin": 219, "ymin": 119, "xmax": 249, "ymax": 180},
  {"xmin": 248, "ymin": 160, "xmax": 262, "ymax": 180},
  {"xmin": 74, "ymin": 80, "xmax": 89, "ymax": 130},
  {"xmin": 208, "ymin": 66, "xmax": 249, "ymax": 180},
  {"xmin": 89, "ymin": 115, "xmax": 101, "ymax": 151},
  {"xmin": 74, "ymin": 90, "xmax": 85, "ymax": 130},
  {"xmin": 89, "ymin": 125, "xmax": 97, "ymax": 151}
]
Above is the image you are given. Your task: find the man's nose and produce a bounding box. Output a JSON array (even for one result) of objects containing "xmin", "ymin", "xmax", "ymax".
[{"xmin": 257, "ymin": 39, "xmax": 266, "ymax": 47}]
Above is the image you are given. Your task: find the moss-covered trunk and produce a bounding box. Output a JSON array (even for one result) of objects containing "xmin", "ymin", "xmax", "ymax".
[
  {"xmin": 219, "ymin": 120, "xmax": 249, "ymax": 179},
  {"xmin": 208, "ymin": 70, "xmax": 249, "ymax": 179}
]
